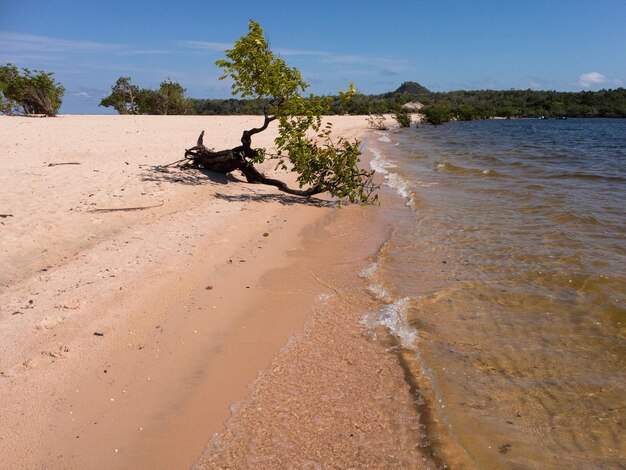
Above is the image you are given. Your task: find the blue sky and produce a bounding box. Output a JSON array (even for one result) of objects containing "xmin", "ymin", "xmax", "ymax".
[{"xmin": 2, "ymin": 0, "xmax": 625, "ymax": 114}]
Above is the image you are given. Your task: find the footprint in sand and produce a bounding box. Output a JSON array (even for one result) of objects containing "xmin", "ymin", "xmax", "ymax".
[
  {"xmin": 35, "ymin": 316, "xmax": 66, "ymax": 330},
  {"xmin": 1, "ymin": 346, "xmax": 70, "ymax": 377},
  {"xmin": 54, "ymin": 298, "xmax": 81, "ymax": 310}
]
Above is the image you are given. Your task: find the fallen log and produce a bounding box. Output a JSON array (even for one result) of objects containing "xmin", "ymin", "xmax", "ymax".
[{"xmin": 179, "ymin": 126, "xmax": 324, "ymax": 198}]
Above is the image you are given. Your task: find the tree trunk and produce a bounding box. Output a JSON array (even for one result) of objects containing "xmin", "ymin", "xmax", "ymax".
[{"xmin": 181, "ymin": 117, "xmax": 324, "ymax": 198}]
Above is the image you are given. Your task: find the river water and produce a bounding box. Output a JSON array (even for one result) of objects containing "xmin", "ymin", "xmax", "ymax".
[{"xmin": 362, "ymin": 119, "xmax": 625, "ymax": 469}]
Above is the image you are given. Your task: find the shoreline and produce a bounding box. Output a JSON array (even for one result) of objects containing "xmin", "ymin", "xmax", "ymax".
[
  {"xmin": 0, "ymin": 114, "xmax": 439, "ymax": 468},
  {"xmin": 193, "ymin": 184, "xmax": 440, "ymax": 469},
  {"xmin": 191, "ymin": 133, "xmax": 473, "ymax": 468}
]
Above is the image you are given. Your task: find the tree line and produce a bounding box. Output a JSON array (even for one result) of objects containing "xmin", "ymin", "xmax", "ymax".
[
  {"xmin": 2, "ymin": 62, "xmax": 625, "ymax": 122},
  {"xmin": 414, "ymin": 86, "xmax": 626, "ymax": 123},
  {"xmin": 190, "ymin": 82, "xmax": 626, "ymax": 122}
]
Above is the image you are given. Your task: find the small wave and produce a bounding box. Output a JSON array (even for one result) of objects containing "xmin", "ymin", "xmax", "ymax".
[
  {"xmin": 363, "ymin": 297, "xmax": 418, "ymax": 349},
  {"xmin": 366, "ymin": 282, "xmax": 393, "ymax": 303},
  {"xmin": 553, "ymin": 212, "xmax": 601, "ymax": 225},
  {"xmin": 545, "ymin": 172, "xmax": 625, "ymax": 182},
  {"xmin": 370, "ymin": 150, "xmax": 417, "ymax": 207},
  {"xmin": 369, "ymin": 158, "xmax": 397, "ymax": 173},
  {"xmin": 369, "ymin": 149, "xmax": 397, "ymax": 173},
  {"xmin": 435, "ymin": 162, "xmax": 501, "ymax": 177},
  {"xmin": 378, "ymin": 135, "xmax": 392, "ymax": 143},
  {"xmin": 414, "ymin": 181, "xmax": 439, "ymax": 188},
  {"xmin": 386, "ymin": 173, "xmax": 414, "ymax": 201}
]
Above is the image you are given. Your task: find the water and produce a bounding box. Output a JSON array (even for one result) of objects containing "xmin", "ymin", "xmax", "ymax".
[{"xmin": 363, "ymin": 119, "xmax": 626, "ymax": 469}]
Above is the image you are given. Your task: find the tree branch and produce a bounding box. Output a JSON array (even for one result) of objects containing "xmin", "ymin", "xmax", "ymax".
[
  {"xmin": 239, "ymin": 164, "xmax": 324, "ymax": 197},
  {"xmin": 241, "ymin": 114, "xmax": 276, "ymax": 147}
]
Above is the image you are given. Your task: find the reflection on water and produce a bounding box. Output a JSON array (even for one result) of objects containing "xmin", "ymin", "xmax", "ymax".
[{"xmin": 365, "ymin": 119, "xmax": 626, "ymax": 468}]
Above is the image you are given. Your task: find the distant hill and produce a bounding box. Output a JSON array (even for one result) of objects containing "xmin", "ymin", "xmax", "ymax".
[{"xmin": 393, "ymin": 81, "xmax": 431, "ymax": 96}]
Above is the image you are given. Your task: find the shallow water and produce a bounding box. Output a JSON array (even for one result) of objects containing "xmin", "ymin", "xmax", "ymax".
[{"xmin": 364, "ymin": 119, "xmax": 626, "ymax": 468}]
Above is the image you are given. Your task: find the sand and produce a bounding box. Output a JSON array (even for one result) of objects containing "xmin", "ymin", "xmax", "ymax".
[{"xmin": 0, "ymin": 115, "xmax": 438, "ymax": 469}]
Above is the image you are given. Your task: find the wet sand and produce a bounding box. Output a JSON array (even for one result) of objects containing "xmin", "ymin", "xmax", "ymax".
[
  {"xmin": 0, "ymin": 115, "xmax": 439, "ymax": 468},
  {"xmin": 193, "ymin": 202, "xmax": 444, "ymax": 469}
]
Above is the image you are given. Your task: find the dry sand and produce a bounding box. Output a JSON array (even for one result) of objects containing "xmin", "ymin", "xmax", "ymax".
[{"xmin": 0, "ymin": 115, "xmax": 438, "ymax": 469}]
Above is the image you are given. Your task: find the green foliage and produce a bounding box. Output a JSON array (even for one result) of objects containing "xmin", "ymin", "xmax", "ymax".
[
  {"xmin": 100, "ymin": 76, "xmax": 139, "ymax": 114},
  {"xmin": 0, "ymin": 63, "xmax": 65, "ymax": 116},
  {"xmin": 217, "ymin": 20, "xmax": 376, "ymax": 204},
  {"xmin": 366, "ymin": 113, "xmax": 389, "ymax": 130},
  {"xmin": 425, "ymin": 88, "xmax": 626, "ymax": 119},
  {"xmin": 216, "ymin": 20, "xmax": 306, "ymax": 111},
  {"xmin": 100, "ymin": 76, "xmax": 191, "ymax": 115},
  {"xmin": 0, "ymin": 64, "xmax": 19, "ymax": 115},
  {"xmin": 422, "ymin": 103, "xmax": 453, "ymax": 125},
  {"xmin": 392, "ymin": 105, "xmax": 412, "ymax": 127},
  {"xmin": 136, "ymin": 88, "xmax": 160, "ymax": 114},
  {"xmin": 100, "ymin": 76, "xmax": 140, "ymax": 114},
  {"xmin": 155, "ymin": 78, "xmax": 192, "ymax": 115}
]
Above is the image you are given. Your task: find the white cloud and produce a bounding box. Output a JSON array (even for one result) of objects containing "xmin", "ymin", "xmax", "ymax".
[
  {"xmin": 274, "ymin": 47, "xmax": 327, "ymax": 57},
  {"xmin": 0, "ymin": 31, "xmax": 123, "ymax": 54},
  {"xmin": 73, "ymin": 91, "xmax": 92, "ymax": 98},
  {"xmin": 578, "ymin": 71, "xmax": 622, "ymax": 88},
  {"xmin": 180, "ymin": 40, "xmax": 231, "ymax": 52},
  {"xmin": 179, "ymin": 40, "xmax": 409, "ymax": 71},
  {"xmin": 0, "ymin": 31, "xmax": 173, "ymax": 57}
]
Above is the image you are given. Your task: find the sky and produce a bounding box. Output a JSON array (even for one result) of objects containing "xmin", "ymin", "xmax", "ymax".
[{"xmin": 1, "ymin": 0, "xmax": 625, "ymax": 114}]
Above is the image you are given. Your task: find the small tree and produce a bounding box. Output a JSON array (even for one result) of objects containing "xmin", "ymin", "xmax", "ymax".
[
  {"xmin": 366, "ymin": 113, "xmax": 388, "ymax": 130},
  {"xmin": 392, "ymin": 106, "xmax": 411, "ymax": 127},
  {"xmin": 100, "ymin": 76, "xmax": 140, "ymax": 114},
  {"xmin": 422, "ymin": 103, "xmax": 453, "ymax": 125},
  {"xmin": 136, "ymin": 88, "xmax": 161, "ymax": 114},
  {"xmin": 0, "ymin": 63, "xmax": 65, "ymax": 116},
  {"xmin": 155, "ymin": 78, "xmax": 191, "ymax": 115},
  {"xmin": 180, "ymin": 21, "xmax": 377, "ymax": 203}
]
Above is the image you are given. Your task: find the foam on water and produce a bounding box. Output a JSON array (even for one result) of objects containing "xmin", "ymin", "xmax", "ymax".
[
  {"xmin": 435, "ymin": 161, "xmax": 500, "ymax": 177},
  {"xmin": 363, "ymin": 297, "xmax": 418, "ymax": 349},
  {"xmin": 366, "ymin": 282, "xmax": 392, "ymax": 303},
  {"xmin": 369, "ymin": 148, "xmax": 416, "ymax": 206},
  {"xmin": 369, "ymin": 148, "xmax": 397, "ymax": 172},
  {"xmin": 358, "ymin": 261, "xmax": 378, "ymax": 279}
]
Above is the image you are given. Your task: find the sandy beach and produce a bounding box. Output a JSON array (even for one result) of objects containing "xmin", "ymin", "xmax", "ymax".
[{"xmin": 0, "ymin": 115, "xmax": 442, "ymax": 469}]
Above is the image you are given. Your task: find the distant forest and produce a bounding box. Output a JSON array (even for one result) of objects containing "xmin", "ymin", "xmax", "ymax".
[{"xmin": 191, "ymin": 82, "xmax": 626, "ymax": 119}]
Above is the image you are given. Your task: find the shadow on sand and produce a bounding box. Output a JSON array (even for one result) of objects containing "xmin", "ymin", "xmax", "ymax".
[
  {"xmin": 141, "ymin": 165, "xmax": 334, "ymax": 207},
  {"xmin": 141, "ymin": 165, "xmax": 233, "ymax": 186}
]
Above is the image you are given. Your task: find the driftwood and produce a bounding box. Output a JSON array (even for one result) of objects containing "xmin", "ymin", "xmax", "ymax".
[
  {"xmin": 0, "ymin": 214, "xmax": 13, "ymax": 218},
  {"xmin": 88, "ymin": 202, "xmax": 163, "ymax": 213},
  {"xmin": 47, "ymin": 162, "xmax": 81, "ymax": 167},
  {"xmin": 179, "ymin": 115, "xmax": 324, "ymax": 197}
]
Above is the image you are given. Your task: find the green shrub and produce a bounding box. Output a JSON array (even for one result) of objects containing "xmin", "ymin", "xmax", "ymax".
[
  {"xmin": 100, "ymin": 76, "xmax": 192, "ymax": 115},
  {"xmin": 0, "ymin": 63, "xmax": 65, "ymax": 116},
  {"xmin": 422, "ymin": 103, "xmax": 453, "ymax": 125},
  {"xmin": 367, "ymin": 113, "xmax": 388, "ymax": 130},
  {"xmin": 393, "ymin": 107, "xmax": 412, "ymax": 127}
]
